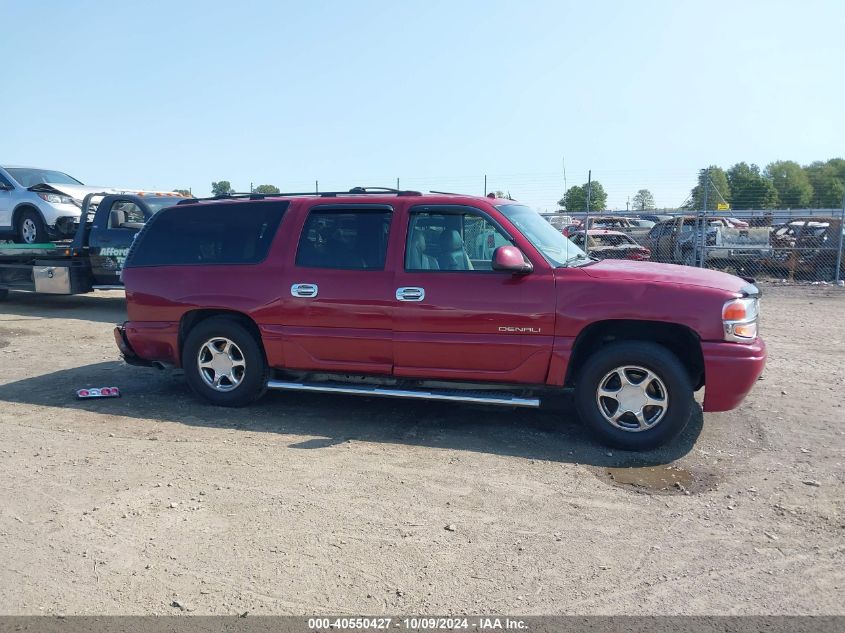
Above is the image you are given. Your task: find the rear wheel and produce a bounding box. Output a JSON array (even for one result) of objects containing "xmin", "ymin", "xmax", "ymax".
[
  {"xmin": 0, "ymin": 289, "xmax": 8, "ymax": 301},
  {"xmin": 15, "ymin": 209, "xmax": 48, "ymax": 244},
  {"xmin": 574, "ymin": 341, "xmax": 693, "ymax": 451},
  {"xmin": 182, "ymin": 317, "xmax": 268, "ymax": 406}
]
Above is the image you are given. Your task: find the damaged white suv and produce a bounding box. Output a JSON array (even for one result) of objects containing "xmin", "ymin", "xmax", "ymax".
[{"xmin": 0, "ymin": 165, "xmax": 119, "ymax": 243}]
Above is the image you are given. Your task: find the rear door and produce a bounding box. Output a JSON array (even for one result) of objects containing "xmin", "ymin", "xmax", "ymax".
[
  {"xmin": 88, "ymin": 197, "xmax": 153, "ymax": 285},
  {"xmin": 392, "ymin": 203, "xmax": 556, "ymax": 384},
  {"xmin": 278, "ymin": 202, "xmax": 396, "ymax": 374}
]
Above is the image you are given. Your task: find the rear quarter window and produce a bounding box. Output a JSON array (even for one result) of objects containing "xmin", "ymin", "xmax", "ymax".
[{"xmin": 125, "ymin": 200, "xmax": 288, "ymax": 267}]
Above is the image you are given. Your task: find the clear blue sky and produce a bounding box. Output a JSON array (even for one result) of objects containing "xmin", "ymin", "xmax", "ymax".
[{"xmin": 2, "ymin": 0, "xmax": 843, "ymax": 210}]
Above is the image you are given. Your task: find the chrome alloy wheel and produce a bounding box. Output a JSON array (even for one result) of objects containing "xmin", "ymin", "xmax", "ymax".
[
  {"xmin": 595, "ymin": 365, "xmax": 668, "ymax": 432},
  {"xmin": 197, "ymin": 337, "xmax": 246, "ymax": 392},
  {"xmin": 21, "ymin": 218, "xmax": 37, "ymax": 243}
]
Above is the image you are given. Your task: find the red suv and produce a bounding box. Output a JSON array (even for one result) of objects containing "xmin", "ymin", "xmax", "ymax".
[{"xmin": 116, "ymin": 189, "xmax": 766, "ymax": 450}]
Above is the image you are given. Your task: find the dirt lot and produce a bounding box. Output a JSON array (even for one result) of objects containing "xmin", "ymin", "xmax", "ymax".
[{"xmin": 0, "ymin": 285, "xmax": 843, "ymax": 615}]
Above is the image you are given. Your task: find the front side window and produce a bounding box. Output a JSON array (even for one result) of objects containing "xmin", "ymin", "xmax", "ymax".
[
  {"xmin": 296, "ymin": 209, "xmax": 391, "ymax": 270},
  {"xmin": 405, "ymin": 209, "xmax": 512, "ymax": 272},
  {"xmin": 109, "ymin": 201, "xmax": 147, "ymax": 227}
]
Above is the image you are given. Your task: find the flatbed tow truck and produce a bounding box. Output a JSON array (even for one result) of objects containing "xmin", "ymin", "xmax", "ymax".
[{"xmin": 0, "ymin": 191, "xmax": 185, "ymax": 300}]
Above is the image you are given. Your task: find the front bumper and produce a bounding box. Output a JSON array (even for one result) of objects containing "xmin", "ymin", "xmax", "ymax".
[
  {"xmin": 701, "ymin": 337, "xmax": 767, "ymax": 412},
  {"xmin": 114, "ymin": 324, "xmax": 155, "ymax": 367}
]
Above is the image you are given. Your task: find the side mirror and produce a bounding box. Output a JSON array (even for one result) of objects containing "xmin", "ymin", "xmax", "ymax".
[{"xmin": 492, "ymin": 245, "xmax": 533, "ymax": 275}]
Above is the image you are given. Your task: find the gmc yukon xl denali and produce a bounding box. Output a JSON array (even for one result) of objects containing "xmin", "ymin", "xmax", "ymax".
[{"xmin": 116, "ymin": 189, "xmax": 766, "ymax": 450}]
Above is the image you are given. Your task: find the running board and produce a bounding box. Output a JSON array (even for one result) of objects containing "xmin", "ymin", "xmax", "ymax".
[{"xmin": 265, "ymin": 380, "xmax": 540, "ymax": 408}]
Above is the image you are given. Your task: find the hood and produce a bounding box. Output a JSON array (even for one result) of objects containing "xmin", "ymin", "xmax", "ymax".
[
  {"xmin": 28, "ymin": 182, "xmax": 122, "ymax": 202},
  {"xmin": 578, "ymin": 259, "xmax": 753, "ymax": 294}
]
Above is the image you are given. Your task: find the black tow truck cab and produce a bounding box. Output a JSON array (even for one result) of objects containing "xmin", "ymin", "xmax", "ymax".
[{"xmin": 0, "ymin": 192, "xmax": 182, "ymax": 299}]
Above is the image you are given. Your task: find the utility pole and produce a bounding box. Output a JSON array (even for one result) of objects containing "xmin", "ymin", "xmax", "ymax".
[
  {"xmin": 315, "ymin": 180, "xmax": 319, "ymax": 194},
  {"xmin": 484, "ymin": 174, "xmax": 487, "ymax": 196},
  {"xmin": 584, "ymin": 170, "xmax": 592, "ymax": 257},
  {"xmin": 835, "ymin": 191, "xmax": 845, "ymax": 283},
  {"xmin": 396, "ymin": 177, "xmax": 400, "ymax": 191},
  {"xmin": 250, "ymin": 182, "xmax": 253, "ymax": 193},
  {"xmin": 699, "ymin": 169, "xmax": 709, "ymax": 267}
]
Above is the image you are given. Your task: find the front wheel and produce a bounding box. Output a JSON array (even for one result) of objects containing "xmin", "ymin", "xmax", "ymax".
[
  {"xmin": 182, "ymin": 317, "xmax": 268, "ymax": 407},
  {"xmin": 574, "ymin": 341, "xmax": 694, "ymax": 451},
  {"xmin": 15, "ymin": 209, "xmax": 48, "ymax": 244}
]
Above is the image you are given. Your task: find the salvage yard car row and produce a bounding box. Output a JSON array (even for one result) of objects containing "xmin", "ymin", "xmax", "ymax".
[{"xmin": 546, "ymin": 212, "xmax": 845, "ymax": 280}]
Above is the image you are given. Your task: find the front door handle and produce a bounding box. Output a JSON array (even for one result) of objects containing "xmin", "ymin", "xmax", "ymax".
[
  {"xmin": 291, "ymin": 283, "xmax": 318, "ymax": 298},
  {"xmin": 396, "ymin": 287, "xmax": 425, "ymax": 302}
]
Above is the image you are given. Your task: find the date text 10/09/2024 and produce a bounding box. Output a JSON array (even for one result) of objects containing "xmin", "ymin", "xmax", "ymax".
[{"xmin": 307, "ymin": 617, "xmax": 528, "ymax": 630}]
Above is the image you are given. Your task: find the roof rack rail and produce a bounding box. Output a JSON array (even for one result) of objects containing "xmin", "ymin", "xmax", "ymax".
[{"xmin": 177, "ymin": 186, "xmax": 422, "ymax": 204}]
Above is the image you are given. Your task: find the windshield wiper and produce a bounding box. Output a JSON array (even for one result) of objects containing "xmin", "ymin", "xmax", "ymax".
[{"xmin": 562, "ymin": 253, "xmax": 590, "ymax": 267}]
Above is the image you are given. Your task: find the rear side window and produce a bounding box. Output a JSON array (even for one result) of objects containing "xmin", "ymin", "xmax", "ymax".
[
  {"xmin": 296, "ymin": 208, "xmax": 391, "ymax": 270},
  {"xmin": 126, "ymin": 200, "xmax": 287, "ymax": 267}
]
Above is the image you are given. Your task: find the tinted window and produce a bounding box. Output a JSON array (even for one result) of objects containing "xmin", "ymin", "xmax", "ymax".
[
  {"xmin": 126, "ymin": 200, "xmax": 287, "ymax": 267},
  {"xmin": 296, "ymin": 208, "xmax": 391, "ymax": 270}
]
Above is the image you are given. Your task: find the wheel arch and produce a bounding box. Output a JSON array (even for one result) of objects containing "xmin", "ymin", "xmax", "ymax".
[
  {"xmin": 178, "ymin": 309, "xmax": 265, "ymax": 360},
  {"xmin": 12, "ymin": 203, "xmax": 47, "ymax": 228},
  {"xmin": 564, "ymin": 319, "xmax": 704, "ymax": 390}
]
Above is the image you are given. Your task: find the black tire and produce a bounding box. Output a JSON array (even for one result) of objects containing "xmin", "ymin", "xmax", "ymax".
[
  {"xmin": 574, "ymin": 341, "xmax": 693, "ymax": 451},
  {"xmin": 15, "ymin": 208, "xmax": 48, "ymax": 244},
  {"xmin": 182, "ymin": 316, "xmax": 268, "ymax": 407},
  {"xmin": 0, "ymin": 288, "xmax": 8, "ymax": 302}
]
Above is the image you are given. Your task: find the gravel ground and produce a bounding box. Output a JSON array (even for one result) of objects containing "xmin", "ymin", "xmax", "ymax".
[{"xmin": 0, "ymin": 284, "xmax": 842, "ymax": 615}]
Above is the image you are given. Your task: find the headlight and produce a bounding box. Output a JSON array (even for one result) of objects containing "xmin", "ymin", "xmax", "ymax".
[
  {"xmin": 722, "ymin": 297, "xmax": 759, "ymax": 343},
  {"xmin": 37, "ymin": 192, "xmax": 74, "ymax": 205}
]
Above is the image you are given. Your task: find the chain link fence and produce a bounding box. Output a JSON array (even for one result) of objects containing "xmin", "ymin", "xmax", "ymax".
[{"xmin": 683, "ymin": 207, "xmax": 845, "ymax": 283}]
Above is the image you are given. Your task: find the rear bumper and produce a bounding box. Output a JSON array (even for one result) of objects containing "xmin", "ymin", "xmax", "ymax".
[
  {"xmin": 701, "ymin": 337, "xmax": 767, "ymax": 412},
  {"xmin": 114, "ymin": 324, "xmax": 155, "ymax": 367}
]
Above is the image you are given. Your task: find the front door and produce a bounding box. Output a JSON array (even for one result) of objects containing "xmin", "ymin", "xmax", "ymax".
[
  {"xmin": 88, "ymin": 198, "xmax": 151, "ymax": 285},
  {"xmin": 279, "ymin": 203, "xmax": 396, "ymax": 375},
  {"xmin": 392, "ymin": 204, "xmax": 556, "ymax": 384}
]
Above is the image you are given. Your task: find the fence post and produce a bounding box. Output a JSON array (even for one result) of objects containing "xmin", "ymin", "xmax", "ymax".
[
  {"xmin": 584, "ymin": 170, "xmax": 592, "ymax": 258},
  {"xmin": 699, "ymin": 168, "xmax": 709, "ymax": 267},
  {"xmin": 836, "ymin": 192, "xmax": 845, "ymax": 283}
]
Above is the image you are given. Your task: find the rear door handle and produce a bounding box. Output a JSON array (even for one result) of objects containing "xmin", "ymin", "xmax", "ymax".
[
  {"xmin": 291, "ymin": 283, "xmax": 318, "ymax": 298},
  {"xmin": 396, "ymin": 287, "xmax": 425, "ymax": 302}
]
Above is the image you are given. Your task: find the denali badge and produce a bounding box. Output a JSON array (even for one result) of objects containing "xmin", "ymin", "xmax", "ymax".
[{"xmin": 498, "ymin": 326, "xmax": 541, "ymax": 333}]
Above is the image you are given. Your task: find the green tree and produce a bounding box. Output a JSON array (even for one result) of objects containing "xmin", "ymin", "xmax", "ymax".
[
  {"xmin": 172, "ymin": 189, "xmax": 192, "ymax": 197},
  {"xmin": 764, "ymin": 161, "xmax": 813, "ymax": 208},
  {"xmin": 558, "ymin": 181, "xmax": 607, "ymax": 212},
  {"xmin": 726, "ymin": 162, "xmax": 778, "ymax": 209},
  {"xmin": 211, "ymin": 180, "xmax": 233, "ymax": 196},
  {"xmin": 805, "ymin": 159, "xmax": 845, "ymax": 208},
  {"xmin": 253, "ymin": 184, "xmax": 281, "ymax": 194},
  {"xmin": 631, "ymin": 189, "xmax": 655, "ymax": 210},
  {"xmin": 688, "ymin": 166, "xmax": 731, "ymax": 210}
]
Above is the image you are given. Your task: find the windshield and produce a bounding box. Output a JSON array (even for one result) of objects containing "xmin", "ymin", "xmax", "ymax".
[
  {"xmin": 497, "ymin": 204, "xmax": 587, "ymax": 266},
  {"xmin": 6, "ymin": 168, "xmax": 83, "ymax": 187}
]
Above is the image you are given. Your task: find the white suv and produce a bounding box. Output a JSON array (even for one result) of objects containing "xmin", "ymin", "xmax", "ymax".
[{"xmin": 0, "ymin": 165, "xmax": 109, "ymax": 243}]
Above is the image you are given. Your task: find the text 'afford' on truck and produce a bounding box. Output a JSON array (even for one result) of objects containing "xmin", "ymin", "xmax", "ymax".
[{"xmin": 115, "ymin": 188, "xmax": 767, "ymax": 451}]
